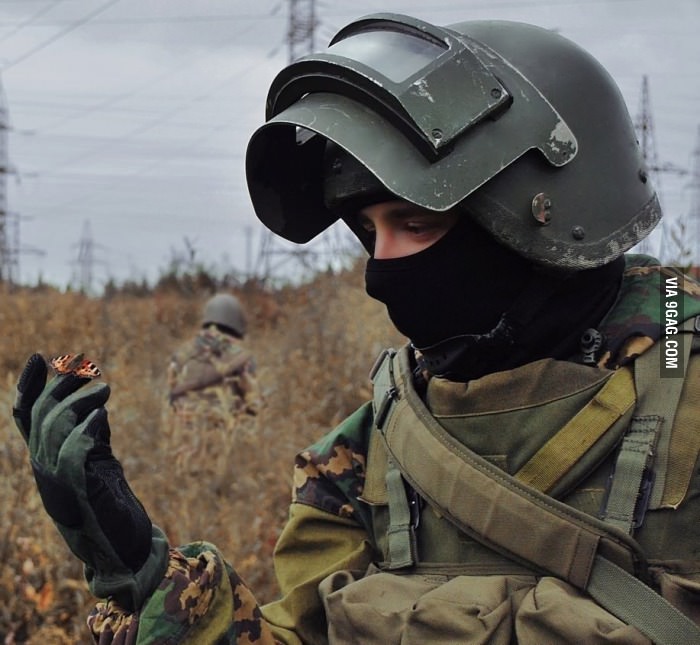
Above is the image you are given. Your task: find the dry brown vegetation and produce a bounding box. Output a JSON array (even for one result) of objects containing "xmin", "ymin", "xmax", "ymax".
[{"xmin": 0, "ymin": 262, "xmax": 405, "ymax": 643}]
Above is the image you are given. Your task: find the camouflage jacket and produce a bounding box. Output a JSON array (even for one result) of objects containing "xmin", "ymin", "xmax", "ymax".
[
  {"xmin": 167, "ymin": 326, "xmax": 261, "ymax": 420},
  {"xmin": 88, "ymin": 256, "xmax": 700, "ymax": 644}
]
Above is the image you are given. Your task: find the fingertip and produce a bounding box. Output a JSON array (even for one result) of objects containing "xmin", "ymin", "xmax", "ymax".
[
  {"xmin": 70, "ymin": 382, "xmax": 112, "ymax": 424},
  {"xmin": 18, "ymin": 354, "xmax": 48, "ymax": 392},
  {"xmin": 15, "ymin": 356, "xmax": 49, "ymax": 420},
  {"xmin": 83, "ymin": 407, "xmax": 111, "ymax": 442},
  {"xmin": 50, "ymin": 373, "xmax": 91, "ymax": 400},
  {"xmin": 27, "ymin": 353, "xmax": 47, "ymax": 367}
]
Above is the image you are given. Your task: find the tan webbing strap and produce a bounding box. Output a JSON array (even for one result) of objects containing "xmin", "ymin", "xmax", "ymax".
[
  {"xmin": 662, "ymin": 353, "xmax": 700, "ymax": 507},
  {"xmin": 588, "ymin": 555, "xmax": 700, "ymax": 645},
  {"xmin": 601, "ymin": 416, "xmax": 660, "ymax": 534},
  {"xmin": 373, "ymin": 347, "xmax": 642, "ymax": 591},
  {"xmin": 640, "ymin": 319, "xmax": 695, "ymax": 509},
  {"xmin": 384, "ymin": 457, "xmax": 417, "ymax": 569},
  {"xmin": 514, "ymin": 367, "xmax": 635, "ymax": 493}
]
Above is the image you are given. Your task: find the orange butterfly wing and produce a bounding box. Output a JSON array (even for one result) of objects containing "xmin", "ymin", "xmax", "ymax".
[{"xmin": 50, "ymin": 353, "xmax": 101, "ymax": 378}]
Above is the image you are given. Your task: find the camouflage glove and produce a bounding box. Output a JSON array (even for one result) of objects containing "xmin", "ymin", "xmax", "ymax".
[{"xmin": 13, "ymin": 353, "xmax": 169, "ymax": 611}]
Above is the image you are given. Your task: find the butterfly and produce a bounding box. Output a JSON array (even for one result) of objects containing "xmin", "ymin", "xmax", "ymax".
[{"xmin": 50, "ymin": 353, "xmax": 101, "ymax": 379}]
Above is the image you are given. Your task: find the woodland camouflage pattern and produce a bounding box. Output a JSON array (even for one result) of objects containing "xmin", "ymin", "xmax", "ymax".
[
  {"xmin": 165, "ymin": 325, "xmax": 262, "ymax": 490},
  {"xmin": 87, "ymin": 255, "xmax": 700, "ymax": 643},
  {"xmin": 167, "ymin": 325, "xmax": 261, "ymax": 431},
  {"xmin": 597, "ymin": 256, "xmax": 700, "ymax": 367},
  {"xmin": 292, "ymin": 402, "xmax": 373, "ymax": 528},
  {"xmin": 88, "ymin": 545, "xmax": 275, "ymax": 644}
]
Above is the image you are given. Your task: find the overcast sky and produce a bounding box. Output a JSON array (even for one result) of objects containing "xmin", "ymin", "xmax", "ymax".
[{"xmin": 0, "ymin": 0, "xmax": 698, "ymax": 290}]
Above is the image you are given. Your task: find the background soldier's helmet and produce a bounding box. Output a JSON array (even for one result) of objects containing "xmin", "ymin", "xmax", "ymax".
[
  {"xmin": 246, "ymin": 14, "xmax": 660, "ymax": 270},
  {"xmin": 202, "ymin": 294, "xmax": 247, "ymax": 338}
]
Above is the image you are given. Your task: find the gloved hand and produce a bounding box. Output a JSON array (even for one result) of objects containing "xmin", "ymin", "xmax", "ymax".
[{"xmin": 13, "ymin": 353, "xmax": 169, "ymax": 611}]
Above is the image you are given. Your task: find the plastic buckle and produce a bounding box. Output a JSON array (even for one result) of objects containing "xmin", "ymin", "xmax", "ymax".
[
  {"xmin": 632, "ymin": 466, "xmax": 655, "ymax": 529},
  {"xmin": 375, "ymin": 386, "xmax": 398, "ymax": 431},
  {"xmin": 369, "ymin": 347, "xmax": 396, "ymax": 382},
  {"xmin": 407, "ymin": 485, "xmax": 422, "ymax": 530}
]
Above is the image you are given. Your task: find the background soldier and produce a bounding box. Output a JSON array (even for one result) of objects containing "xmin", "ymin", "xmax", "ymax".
[
  {"xmin": 168, "ymin": 293, "xmax": 260, "ymax": 422},
  {"xmin": 13, "ymin": 13, "xmax": 700, "ymax": 644},
  {"xmin": 166, "ymin": 293, "xmax": 261, "ymax": 491}
]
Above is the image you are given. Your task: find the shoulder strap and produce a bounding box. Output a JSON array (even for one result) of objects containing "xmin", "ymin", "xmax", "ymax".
[{"xmin": 370, "ymin": 346, "xmax": 700, "ymax": 644}]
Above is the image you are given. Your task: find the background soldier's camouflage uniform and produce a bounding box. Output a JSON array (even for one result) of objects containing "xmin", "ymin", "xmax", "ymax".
[{"xmin": 165, "ymin": 325, "xmax": 262, "ymax": 489}]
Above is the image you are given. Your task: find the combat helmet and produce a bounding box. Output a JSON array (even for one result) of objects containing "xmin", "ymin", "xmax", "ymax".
[
  {"xmin": 202, "ymin": 294, "xmax": 247, "ymax": 338},
  {"xmin": 246, "ymin": 13, "xmax": 660, "ymax": 270}
]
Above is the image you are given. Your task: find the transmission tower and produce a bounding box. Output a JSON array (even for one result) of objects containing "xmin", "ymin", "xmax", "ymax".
[
  {"xmin": 288, "ymin": 0, "xmax": 316, "ymax": 61},
  {"xmin": 634, "ymin": 75, "xmax": 689, "ymax": 262},
  {"xmin": 0, "ymin": 74, "xmax": 12, "ymax": 283},
  {"xmin": 254, "ymin": 0, "xmax": 358, "ymax": 284},
  {"xmin": 71, "ymin": 219, "xmax": 107, "ymax": 294},
  {"xmin": 0, "ymin": 74, "xmax": 46, "ymax": 287}
]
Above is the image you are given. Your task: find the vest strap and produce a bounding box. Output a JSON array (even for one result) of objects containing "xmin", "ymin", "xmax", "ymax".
[
  {"xmin": 662, "ymin": 350, "xmax": 700, "ymax": 507},
  {"xmin": 645, "ymin": 317, "xmax": 695, "ymax": 508},
  {"xmin": 373, "ymin": 347, "xmax": 642, "ymax": 587},
  {"xmin": 370, "ymin": 345, "xmax": 700, "ymax": 643},
  {"xmin": 601, "ymin": 416, "xmax": 660, "ymax": 533},
  {"xmin": 372, "ymin": 348, "xmax": 418, "ymax": 569},
  {"xmin": 384, "ymin": 458, "xmax": 418, "ymax": 569}
]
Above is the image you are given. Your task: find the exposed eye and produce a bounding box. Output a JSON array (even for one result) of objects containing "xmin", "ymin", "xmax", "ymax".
[
  {"xmin": 403, "ymin": 216, "xmax": 452, "ymax": 237},
  {"xmin": 405, "ymin": 220, "xmax": 436, "ymax": 235},
  {"xmin": 357, "ymin": 213, "xmax": 376, "ymax": 234}
]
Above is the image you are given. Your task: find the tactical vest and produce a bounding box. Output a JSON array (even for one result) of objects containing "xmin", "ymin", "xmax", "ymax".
[{"xmin": 319, "ymin": 319, "xmax": 700, "ymax": 644}]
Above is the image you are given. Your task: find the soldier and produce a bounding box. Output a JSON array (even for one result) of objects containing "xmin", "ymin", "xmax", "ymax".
[
  {"xmin": 166, "ymin": 293, "xmax": 261, "ymax": 488},
  {"xmin": 167, "ymin": 293, "xmax": 260, "ymax": 425},
  {"xmin": 13, "ymin": 13, "xmax": 700, "ymax": 644}
]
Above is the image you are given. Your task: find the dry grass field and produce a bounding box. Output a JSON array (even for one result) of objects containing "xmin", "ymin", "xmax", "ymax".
[{"xmin": 0, "ymin": 262, "xmax": 405, "ymax": 643}]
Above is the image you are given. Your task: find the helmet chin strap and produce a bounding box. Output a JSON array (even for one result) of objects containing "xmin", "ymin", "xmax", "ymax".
[{"xmin": 414, "ymin": 270, "xmax": 571, "ymax": 380}]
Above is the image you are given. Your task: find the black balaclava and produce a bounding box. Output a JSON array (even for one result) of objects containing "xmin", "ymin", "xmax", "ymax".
[
  {"xmin": 323, "ymin": 141, "xmax": 624, "ymax": 380},
  {"xmin": 365, "ymin": 214, "xmax": 624, "ymax": 381}
]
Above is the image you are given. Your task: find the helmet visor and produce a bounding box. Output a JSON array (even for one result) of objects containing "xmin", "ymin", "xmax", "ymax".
[{"xmin": 246, "ymin": 13, "xmax": 578, "ymax": 243}]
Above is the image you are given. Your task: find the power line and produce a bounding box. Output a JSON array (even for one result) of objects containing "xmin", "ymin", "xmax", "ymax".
[
  {"xmin": 0, "ymin": 0, "xmax": 663, "ymax": 28},
  {"xmin": 0, "ymin": 0, "xmax": 122, "ymax": 71},
  {"xmin": 0, "ymin": 4, "xmax": 283, "ymax": 138},
  {"xmin": 0, "ymin": 11, "xmax": 286, "ymax": 27},
  {"xmin": 324, "ymin": 0, "xmax": 669, "ymax": 14},
  {"xmin": 27, "ymin": 54, "xmax": 274, "ymax": 179},
  {"xmin": 0, "ymin": 0, "xmax": 67, "ymax": 46}
]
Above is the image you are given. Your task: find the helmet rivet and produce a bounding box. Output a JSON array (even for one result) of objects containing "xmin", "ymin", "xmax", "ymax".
[
  {"xmin": 490, "ymin": 88, "xmax": 502, "ymax": 99},
  {"xmin": 638, "ymin": 169, "xmax": 648, "ymax": 183},
  {"xmin": 331, "ymin": 158, "xmax": 343, "ymax": 174},
  {"xmin": 431, "ymin": 128, "xmax": 443, "ymax": 140},
  {"xmin": 531, "ymin": 192, "xmax": 552, "ymax": 225},
  {"xmin": 572, "ymin": 225, "xmax": 586, "ymax": 240}
]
